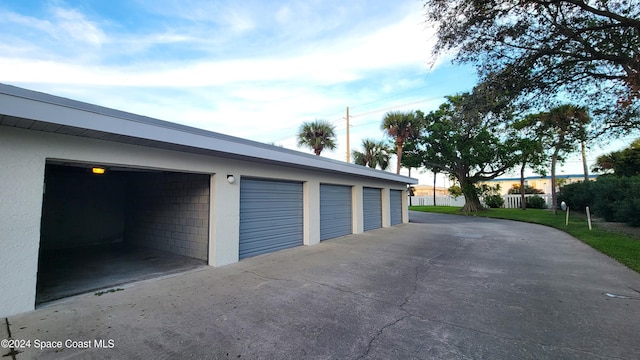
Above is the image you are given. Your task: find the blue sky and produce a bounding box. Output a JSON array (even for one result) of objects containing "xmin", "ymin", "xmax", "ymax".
[{"xmin": 0, "ymin": 0, "xmax": 627, "ymax": 185}]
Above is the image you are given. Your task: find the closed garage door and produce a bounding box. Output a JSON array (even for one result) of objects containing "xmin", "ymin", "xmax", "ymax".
[
  {"xmin": 320, "ymin": 184, "xmax": 352, "ymax": 241},
  {"xmin": 390, "ymin": 189, "xmax": 403, "ymax": 225},
  {"xmin": 239, "ymin": 178, "xmax": 303, "ymax": 259},
  {"xmin": 363, "ymin": 187, "xmax": 382, "ymax": 231}
]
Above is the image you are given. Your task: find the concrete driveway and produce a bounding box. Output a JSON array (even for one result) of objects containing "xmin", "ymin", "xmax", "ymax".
[{"xmin": 4, "ymin": 211, "xmax": 640, "ymax": 359}]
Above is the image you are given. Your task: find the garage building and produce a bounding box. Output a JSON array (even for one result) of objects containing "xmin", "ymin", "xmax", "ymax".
[{"xmin": 0, "ymin": 84, "xmax": 416, "ymax": 317}]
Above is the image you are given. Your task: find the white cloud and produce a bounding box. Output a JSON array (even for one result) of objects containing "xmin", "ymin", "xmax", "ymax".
[
  {"xmin": 0, "ymin": 3, "xmax": 435, "ymax": 87},
  {"xmin": 0, "ymin": 0, "xmax": 483, "ymax": 183},
  {"xmin": 50, "ymin": 6, "xmax": 106, "ymax": 46},
  {"xmin": 275, "ymin": 5, "xmax": 292, "ymax": 24},
  {"xmin": 1, "ymin": 5, "xmax": 106, "ymax": 47}
]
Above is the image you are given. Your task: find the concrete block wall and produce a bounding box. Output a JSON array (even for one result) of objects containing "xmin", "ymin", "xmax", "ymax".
[
  {"xmin": 126, "ymin": 172, "xmax": 209, "ymax": 260},
  {"xmin": 40, "ymin": 165, "xmax": 127, "ymax": 250}
]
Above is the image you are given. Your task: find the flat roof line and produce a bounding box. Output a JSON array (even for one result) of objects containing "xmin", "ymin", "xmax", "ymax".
[{"xmin": 0, "ymin": 83, "xmax": 417, "ymax": 185}]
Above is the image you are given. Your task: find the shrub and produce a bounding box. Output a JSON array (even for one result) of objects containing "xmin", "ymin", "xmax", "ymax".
[
  {"xmin": 558, "ymin": 175, "xmax": 640, "ymax": 227},
  {"xmin": 612, "ymin": 176, "xmax": 640, "ymax": 227},
  {"xmin": 484, "ymin": 194, "xmax": 505, "ymax": 208},
  {"xmin": 592, "ymin": 176, "xmax": 628, "ymax": 222},
  {"xmin": 508, "ymin": 184, "xmax": 544, "ymax": 194},
  {"xmin": 448, "ymin": 185, "xmax": 463, "ymax": 199},
  {"xmin": 525, "ymin": 195, "xmax": 547, "ymax": 209},
  {"xmin": 558, "ymin": 181, "xmax": 592, "ymax": 210}
]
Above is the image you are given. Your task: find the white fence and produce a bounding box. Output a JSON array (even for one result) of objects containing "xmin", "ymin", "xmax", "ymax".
[
  {"xmin": 502, "ymin": 194, "xmax": 552, "ymax": 209},
  {"xmin": 409, "ymin": 196, "xmax": 466, "ymax": 207},
  {"xmin": 410, "ymin": 194, "xmax": 552, "ymax": 209}
]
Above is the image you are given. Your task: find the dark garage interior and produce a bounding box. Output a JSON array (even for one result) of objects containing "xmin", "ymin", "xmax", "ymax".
[{"xmin": 36, "ymin": 162, "xmax": 210, "ymax": 304}]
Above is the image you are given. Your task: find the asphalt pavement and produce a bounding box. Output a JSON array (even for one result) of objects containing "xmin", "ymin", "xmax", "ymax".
[{"xmin": 4, "ymin": 211, "xmax": 640, "ymax": 359}]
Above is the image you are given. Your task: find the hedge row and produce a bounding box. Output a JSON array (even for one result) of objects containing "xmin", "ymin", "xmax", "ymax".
[{"xmin": 559, "ymin": 175, "xmax": 640, "ymax": 227}]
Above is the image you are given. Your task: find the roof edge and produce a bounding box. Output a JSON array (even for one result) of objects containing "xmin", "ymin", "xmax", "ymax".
[{"xmin": 0, "ymin": 83, "xmax": 417, "ymax": 185}]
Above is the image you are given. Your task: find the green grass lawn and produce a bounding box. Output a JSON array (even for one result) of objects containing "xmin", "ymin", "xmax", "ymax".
[{"xmin": 409, "ymin": 206, "xmax": 640, "ymax": 273}]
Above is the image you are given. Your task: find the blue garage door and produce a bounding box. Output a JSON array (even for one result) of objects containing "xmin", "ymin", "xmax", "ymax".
[
  {"xmin": 320, "ymin": 184, "xmax": 352, "ymax": 241},
  {"xmin": 390, "ymin": 189, "xmax": 403, "ymax": 225},
  {"xmin": 239, "ymin": 178, "xmax": 303, "ymax": 259},
  {"xmin": 363, "ymin": 187, "xmax": 382, "ymax": 231}
]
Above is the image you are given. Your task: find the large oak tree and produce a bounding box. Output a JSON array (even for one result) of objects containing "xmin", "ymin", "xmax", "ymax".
[
  {"xmin": 423, "ymin": 0, "xmax": 640, "ymax": 134},
  {"xmin": 421, "ymin": 92, "xmax": 519, "ymax": 212}
]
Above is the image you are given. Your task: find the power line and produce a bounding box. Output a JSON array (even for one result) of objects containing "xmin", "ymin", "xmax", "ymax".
[
  {"xmin": 350, "ymin": 97, "xmax": 443, "ymax": 119},
  {"xmin": 347, "ymin": 84, "xmax": 435, "ymax": 111},
  {"xmin": 268, "ymin": 96, "xmax": 445, "ymax": 144}
]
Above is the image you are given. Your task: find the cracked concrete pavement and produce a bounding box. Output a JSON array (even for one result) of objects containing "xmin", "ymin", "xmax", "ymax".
[{"xmin": 4, "ymin": 211, "xmax": 640, "ymax": 359}]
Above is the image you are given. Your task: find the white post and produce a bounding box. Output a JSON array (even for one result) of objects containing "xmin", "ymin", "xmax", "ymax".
[
  {"xmin": 566, "ymin": 206, "xmax": 570, "ymax": 226},
  {"xmin": 586, "ymin": 206, "xmax": 593, "ymax": 230}
]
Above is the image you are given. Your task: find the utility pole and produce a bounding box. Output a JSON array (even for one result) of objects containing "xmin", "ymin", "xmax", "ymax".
[{"xmin": 346, "ymin": 106, "xmax": 350, "ymax": 163}]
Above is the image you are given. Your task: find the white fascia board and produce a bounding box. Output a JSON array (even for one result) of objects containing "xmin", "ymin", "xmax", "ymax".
[{"xmin": 0, "ymin": 84, "xmax": 417, "ymax": 185}]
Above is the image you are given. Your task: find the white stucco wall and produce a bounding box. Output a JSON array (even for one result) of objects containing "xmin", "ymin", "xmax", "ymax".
[
  {"xmin": 209, "ymin": 173, "xmax": 240, "ymax": 267},
  {"xmin": 0, "ymin": 126, "xmax": 409, "ymax": 317},
  {"xmin": 303, "ymin": 180, "xmax": 321, "ymax": 246},
  {"xmin": 0, "ymin": 132, "xmax": 46, "ymax": 317}
]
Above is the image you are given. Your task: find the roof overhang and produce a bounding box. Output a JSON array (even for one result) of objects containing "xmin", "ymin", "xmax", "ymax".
[{"xmin": 0, "ymin": 83, "xmax": 417, "ymax": 185}]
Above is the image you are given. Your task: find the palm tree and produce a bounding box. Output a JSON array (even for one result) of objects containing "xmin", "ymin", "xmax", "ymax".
[
  {"xmin": 537, "ymin": 104, "xmax": 590, "ymax": 214},
  {"xmin": 296, "ymin": 120, "xmax": 337, "ymax": 156},
  {"xmin": 592, "ymin": 153, "xmax": 618, "ymax": 174},
  {"xmin": 381, "ymin": 111, "xmax": 422, "ymax": 174},
  {"xmin": 352, "ymin": 139, "xmax": 390, "ymax": 170}
]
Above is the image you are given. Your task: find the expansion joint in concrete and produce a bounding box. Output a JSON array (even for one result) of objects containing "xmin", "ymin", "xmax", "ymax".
[
  {"xmin": 240, "ymin": 269, "xmax": 298, "ymax": 283},
  {"xmin": 400, "ymin": 240, "xmax": 462, "ymax": 309},
  {"xmin": 357, "ymin": 241, "xmax": 464, "ymax": 358},
  {"xmin": 309, "ymin": 281, "xmax": 395, "ymax": 306},
  {"xmin": 358, "ymin": 314, "xmax": 411, "ymax": 360},
  {"xmin": 241, "ymin": 268, "xmax": 396, "ymax": 307},
  {"xmin": 2, "ymin": 317, "xmax": 20, "ymax": 360}
]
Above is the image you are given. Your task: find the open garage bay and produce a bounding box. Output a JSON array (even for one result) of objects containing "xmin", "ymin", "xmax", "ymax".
[{"xmin": 36, "ymin": 163, "xmax": 210, "ymax": 303}]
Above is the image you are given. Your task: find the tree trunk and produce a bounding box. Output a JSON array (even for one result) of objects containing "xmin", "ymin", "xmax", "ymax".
[
  {"xmin": 460, "ymin": 178, "xmax": 484, "ymax": 212},
  {"xmin": 395, "ymin": 143, "xmax": 403, "ymax": 174},
  {"xmin": 520, "ymin": 165, "xmax": 527, "ymax": 210},
  {"xmin": 551, "ymin": 151, "xmax": 559, "ymax": 215},
  {"xmin": 408, "ymin": 167, "xmax": 413, "ymax": 206},
  {"xmin": 581, "ymin": 140, "xmax": 589, "ymax": 182},
  {"xmin": 433, "ymin": 171, "xmax": 437, "ymax": 206}
]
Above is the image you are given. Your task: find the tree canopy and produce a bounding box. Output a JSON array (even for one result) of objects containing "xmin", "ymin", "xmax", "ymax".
[
  {"xmin": 421, "ymin": 92, "xmax": 519, "ymax": 212},
  {"xmin": 381, "ymin": 110, "xmax": 423, "ymax": 174},
  {"xmin": 592, "ymin": 138, "xmax": 640, "ymax": 176},
  {"xmin": 519, "ymin": 104, "xmax": 591, "ymax": 213},
  {"xmin": 511, "ymin": 115, "xmax": 549, "ymax": 209},
  {"xmin": 296, "ymin": 120, "xmax": 337, "ymax": 156},
  {"xmin": 423, "ymin": 0, "xmax": 640, "ymax": 134},
  {"xmin": 390, "ymin": 138, "xmax": 424, "ymax": 177},
  {"xmin": 352, "ymin": 139, "xmax": 391, "ymax": 170}
]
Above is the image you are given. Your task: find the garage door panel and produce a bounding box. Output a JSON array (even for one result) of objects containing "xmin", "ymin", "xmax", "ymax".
[
  {"xmin": 363, "ymin": 187, "xmax": 382, "ymax": 231},
  {"xmin": 239, "ymin": 178, "xmax": 303, "ymax": 259},
  {"xmin": 390, "ymin": 189, "xmax": 403, "ymax": 225},
  {"xmin": 320, "ymin": 184, "xmax": 352, "ymax": 241},
  {"xmin": 239, "ymin": 210, "xmax": 302, "ymax": 222},
  {"xmin": 240, "ymin": 222, "xmax": 303, "ymax": 237}
]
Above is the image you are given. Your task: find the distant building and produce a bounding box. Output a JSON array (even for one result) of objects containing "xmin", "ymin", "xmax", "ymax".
[
  {"xmin": 483, "ymin": 174, "xmax": 598, "ymax": 195},
  {"xmin": 411, "ymin": 184, "xmax": 449, "ymax": 196}
]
